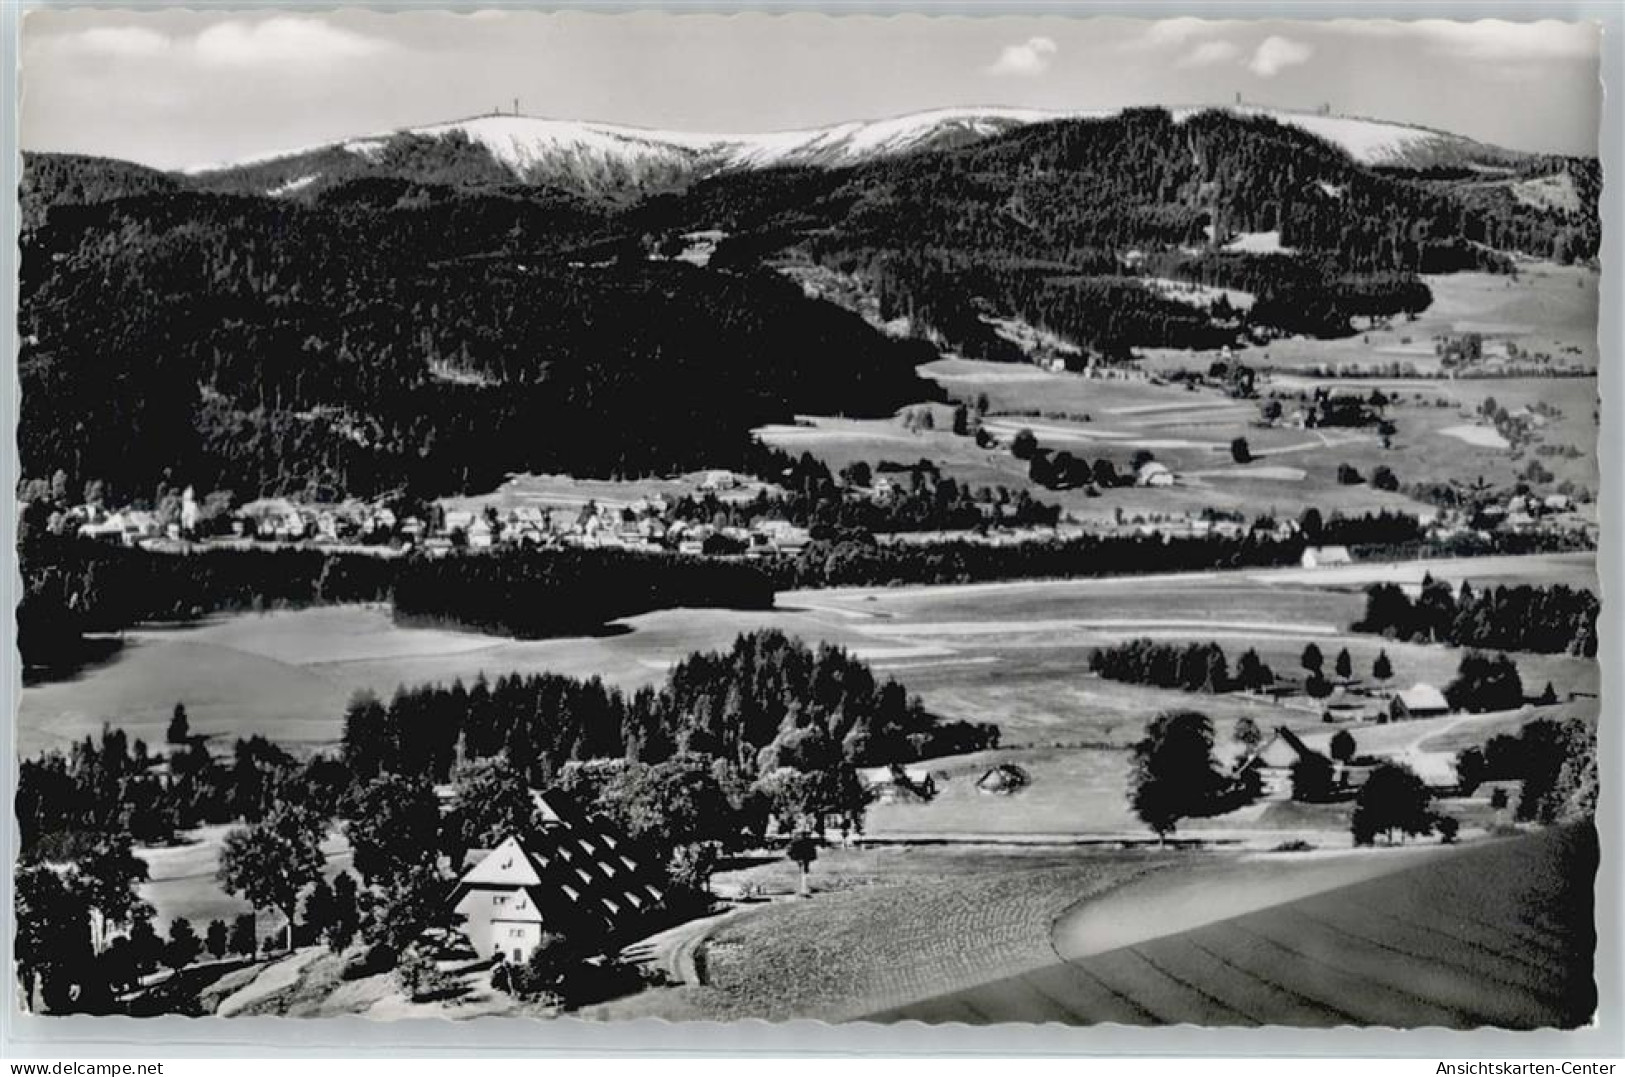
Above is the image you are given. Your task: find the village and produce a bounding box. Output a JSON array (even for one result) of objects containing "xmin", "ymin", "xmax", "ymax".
[{"xmin": 51, "ymin": 456, "xmax": 1597, "ymax": 563}]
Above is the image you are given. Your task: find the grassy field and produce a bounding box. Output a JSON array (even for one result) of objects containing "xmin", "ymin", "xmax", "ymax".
[
  {"xmin": 581, "ymin": 845, "xmax": 1177, "ymax": 1022},
  {"xmin": 872, "ymin": 825, "xmax": 1597, "ymax": 1027},
  {"xmin": 920, "ymin": 361, "xmax": 1595, "ymax": 522},
  {"xmin": 21, "ymin": 553, "xmax": 1596, "ymax": 781},
  {"xmin": 1139, "ymin": 262, "xmax": 1599, "ymax": 374},
  {"xmin": 133, "ymin": 825, "xmax": 355, "ymax": 947}
]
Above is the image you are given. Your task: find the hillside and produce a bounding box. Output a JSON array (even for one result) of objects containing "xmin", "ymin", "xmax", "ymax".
[
  {"xmin": 176, "ymin": 104, "xmax": 1539, "ymax": 200},
  {"xmin": 18, "ymin": 185, "xmax": 933, "ymax": 501},
  {"xmin": 16, "ymin": 106, "xmax": 1599, "ymax": 504},
  {"xmin": 634, "ymin": 108, "xmax": 1597, "ymax": 360}
]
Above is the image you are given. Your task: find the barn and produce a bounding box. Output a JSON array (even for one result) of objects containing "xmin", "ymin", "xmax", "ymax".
[
  {"xmin": 1389, "ymin": 683, "xmax": 1450, "ymax": 721},
  {"xmin": 1300, "ymin": 545, "xmax": 1353, "ymax": 569}
]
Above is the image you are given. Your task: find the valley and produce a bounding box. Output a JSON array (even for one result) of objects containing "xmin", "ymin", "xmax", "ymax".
[{"xmin": 15, "ymin": 86, "xmax": 1603, "ymax": 1031}]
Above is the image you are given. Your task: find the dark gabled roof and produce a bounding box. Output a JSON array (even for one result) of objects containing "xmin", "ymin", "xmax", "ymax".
[
  {"xmin": 1237, "ymin": 725, "xmax": 1330, "ymax": 773},
  {"xmin": 452, "ymin": 791, "xmax": 665, "ymax": 938}
]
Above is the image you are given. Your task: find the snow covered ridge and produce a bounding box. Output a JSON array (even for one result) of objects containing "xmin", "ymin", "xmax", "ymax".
[{"xmin": 184, "ymin": 104, "xmax": 1530, "ymax": 181}]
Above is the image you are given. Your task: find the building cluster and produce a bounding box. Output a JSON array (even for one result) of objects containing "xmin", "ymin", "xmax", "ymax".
[
  {"xmin": 68, "ymin": 470, "xmax": 815, "ymax": 560},
  {"xmin": 1237, "ymin": 723, "xmax": 1460, "ymax": 802}
]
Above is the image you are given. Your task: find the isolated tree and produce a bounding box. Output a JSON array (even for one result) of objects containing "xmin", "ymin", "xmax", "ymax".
[
  {"xmin": 952, "ymin": 403, "xmax": 970, "ymax": 436},
  {"xmin": 1372, "ymin": 650, "xmax": 1394, "ymax": 686},
  {"xmin": 1230, "ymin": 437, "xmax": 1252, "ymax": 464},
  {"xmin": 1234, "ymin": 648, "xmax": 1274, "ymax": 692},
  {"xmin": 1351, "ymin": 763, "xmax": 1434, "ymax": 845},
  {"xmin": 164, "ymin": 917, "xmax": 202, "ymax": 974},
  {"xmin": 205, "ymin": 919, "xmax": 229, "ymax": 961},
  {"xmin": 1334, "ymin": 647, "xmax": 1353, "ymax": 682},
  {"xmin": 1260, "ymin": 399, "xmax": 1283, "ymax": 425},
  {"xmin": 1300, "ymin": 642, "xmax": 1325, "ymax": 676},
  {"xmin": 1233, "ymin": 716, "xmax": 1263, "ymax": 752},
  {"xmin": 786, "ymin": 833, "xmax": 820, "ymax": 897},
  {"xmin": 1538, "ymin": 681, "xmax": 1560, "ymax": 706},
  {"xmin": 1329, "ymin": 730, "xmax": 1357, "ymax": 765},
  {"xmin": 217, "ymin": 803, "xmax": 327, "ymax": 951},
  {"xmin": 1128, "ymin": 710, "xmax": 1225, "ymax": 843},
  {"xmin": 1371, "ymin": 465, "xmax": 1400, "ymax": 492},
  {"xmin": 1305, "ymin": 672, "xmax": 1333, "ymax": 700},
  {"xmin": 1010, "ymin": 429, "xmax": 1038, "ymax": 461},
  {"xmin": 166, "ymin": 703, "xmax": 190, "ymax": 745}
]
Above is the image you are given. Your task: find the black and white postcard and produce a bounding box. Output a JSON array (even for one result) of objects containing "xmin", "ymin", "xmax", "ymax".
[{"xmin": 11, "ymin": 8, "xmax": 1608, "ymax": 1032}]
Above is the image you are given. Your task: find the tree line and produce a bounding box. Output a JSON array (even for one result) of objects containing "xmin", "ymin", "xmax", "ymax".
[
  {"xmin": 22, "ymin": 506, "xmax": 1593, "ymax": 672},
  {"xmin": 1356, "ymin": 578, "xmax": 1598, "ymax": 656}
]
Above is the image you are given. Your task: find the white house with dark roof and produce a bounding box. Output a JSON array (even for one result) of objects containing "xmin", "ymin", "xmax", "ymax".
[{"xmin": 449, "ymin": 794, "xmax": 665, "ymax": 964}]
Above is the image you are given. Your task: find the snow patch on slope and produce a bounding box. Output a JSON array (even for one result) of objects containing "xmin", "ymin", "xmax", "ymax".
[
  {"xmin": 187, "ymin": 104, "xmax": 1530, "ymax": 181},
  {"xmin": 266, "ymin": 174, "xmax": 318, "ymax": 198}
]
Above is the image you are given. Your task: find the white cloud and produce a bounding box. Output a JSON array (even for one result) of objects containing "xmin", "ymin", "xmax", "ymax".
[
  {"xmin": 1248, "ymin": 35, "xmax": 1315, "ymax": 77},
  {"xmin": 1177, "ymin": 40, "xmax": 1241, "ymax": 68},
  {"xmin": 1330, "ymin": 19, "xmax": 1597, "ymax": 63},
  {"xmin": 194, "ymin": 17, "xmax": 392, "ymax": 68},
  {"xmin": 48, "ymin": 25, "xmax": 172, "ymax": 58},
  {"xmin": 1127, "ymin": 18, "xmax": 1219, "ymax": 51},
  {"xmin": 987, "ymin": 36, "xmax": 1058, "ymax": 77}
]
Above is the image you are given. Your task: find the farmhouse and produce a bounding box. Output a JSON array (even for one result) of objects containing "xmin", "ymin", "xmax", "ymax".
[
  {"xmin": 861, "ymin": 763, "xmax": 939, "ymax": 804},
  {"xmin": 449, "ymin": 794, "xmax": 665, "ymax": 964},
  {"xmin": 1320, "ymin": 686, "xmax": 1381, "ymax": 724},
  {"xmin": 1389, "ymin": 683, "xmax": 1450, "ymax": 721},
  {"xmin": 1236, "ymin": 726, "xmax": 1327, "ymax": 801},
  {"xmin": 1300, "ymin": 545, "xmax": 1353, "ymax": 569}
]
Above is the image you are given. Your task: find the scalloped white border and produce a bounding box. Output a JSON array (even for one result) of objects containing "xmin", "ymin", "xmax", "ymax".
[{"xmin": 1, "ymin": 0, "xmax": 1619, "ymax": 1058}]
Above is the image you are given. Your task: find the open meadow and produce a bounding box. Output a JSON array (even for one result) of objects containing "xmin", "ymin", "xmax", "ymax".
[
  {"xmin": 911, "ymin": 358, "xmax": 1598, "ymax": 524},
  {"xmin": 873, "ymin": 825, "xmax": 1596, "ymax": 1028},
  {"xmin": 580, "ymin": 845, "xmax": 1177, "ymax": 1023},
  {"xmin": 1138, "ymin": 262, "xmax": 1599, "ymax": 375},
  {"xmin": 20, "ymin": 554, "xmax": 1596, "ymax": 851}
]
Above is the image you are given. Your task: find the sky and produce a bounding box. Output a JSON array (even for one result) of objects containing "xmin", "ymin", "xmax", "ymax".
[{"xmin": 20, "ymin": 10, "xmax": 1604, "ymax": 170}]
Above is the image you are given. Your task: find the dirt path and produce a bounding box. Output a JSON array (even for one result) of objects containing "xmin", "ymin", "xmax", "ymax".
[
  {"xmin": 213, "ymin": 948, "xmax": 324, "ymax": 1016},
  {"xmin": 619, "ymin": 902, "xmax": 768, "ymax": 985}
]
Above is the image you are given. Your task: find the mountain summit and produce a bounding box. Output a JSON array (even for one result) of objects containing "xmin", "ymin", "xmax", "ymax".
[{"xmin": 183, "ymin": 104, "xmax": 1532, "ymax": 198}]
